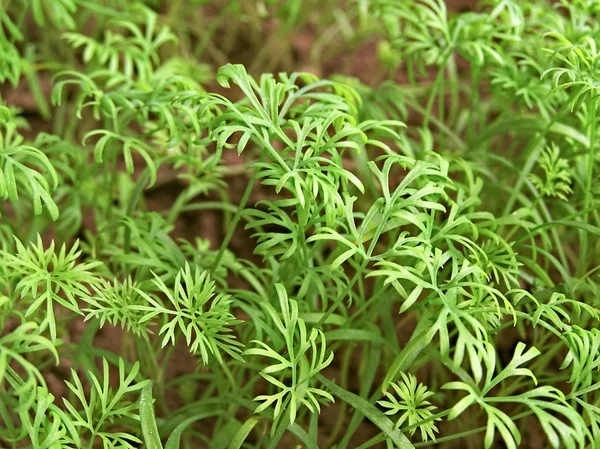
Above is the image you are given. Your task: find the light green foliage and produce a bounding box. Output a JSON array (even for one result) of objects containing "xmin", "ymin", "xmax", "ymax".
[
  {"xmin": 61, "ymin": 358, "xmax": 149, "ymax": 448},
  {"xmin": 444, "ymin": 343, "xmax": 588, "ymax": 449},
  {"xmin": 0, "ymin": 0, "xmax": 599, "ymax": 448},
  {"xmin": 1, "ymin": 237, "xmax": 101, "ymax": 341},
  {"xmin": 245, "ymin": 284, "xmax": 334, "ymax": 431},
  {"xmin": 0, "ymin": 116, "xmax": 59, "ymax": 220},
  {"xmin": 378, "ymin": 373, "xmax": 439, "ymax": 442},
  {"xmin": 84, "ymin": 277, "xmax": 151, "ymax": 337},
  {"xmin": 136, "ymin": 264, "xmax": 243, "ymax": 363},
  {"xmin": 529, "ymin": 143, "xmax": 573, "ymax": 200}
]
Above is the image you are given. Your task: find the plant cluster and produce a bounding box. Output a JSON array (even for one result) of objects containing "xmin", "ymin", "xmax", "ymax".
[{"xmin": 1, "ymin": 0, "xmax": 599, "ymax": 448}]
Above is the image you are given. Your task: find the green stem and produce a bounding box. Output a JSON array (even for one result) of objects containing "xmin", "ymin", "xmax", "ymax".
[
  {"xmin": 413, "ymin": 410, "xmax": 532, "ymax": 447},
  {"xmin": 337, "ymin": 317, "xmax": 433, "ymax": 449},
  {"xmin": 467, "ymin": 65, "xmax": 481, "ymax": 141},
  {"xmin": 501, "ymin": 101, "xmax": 571, "ymax": 217},
  {"xmin": 324, "ymin": 347, "xmax": 352, "ymax": 447},
  {"xmin": 448, "ymin": 54, "xmax": 459, "ymax": 126},
  {"xmin": 579, "ymin": 96, "xmax": 598, "ymax": 275},
  {"xmin": 316, "ymin": 260, "xmax": 367, "ymax": 327},
  {"xmin": 318, "ymin": 194, "xmax": 403, "ymax": 327},
  {"xmin": 106, "ymin": 157, "xmax": 117, "ymax": 237},
  {"xmin": 404, "ymin": 97, "xmax": 465, "ymax": 151},
  {"xmin": 211, "ymin": 171, "xmax": 257, "ymax": 273},
  {"xmin": 423, "ymin": 51, "xmax": 453, "ymax": 129}
]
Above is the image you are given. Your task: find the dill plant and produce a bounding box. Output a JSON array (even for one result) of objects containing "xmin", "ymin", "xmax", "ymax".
[{"xmin": 0, "ymin": 0, "xmax": 599, "ymax": 448}]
